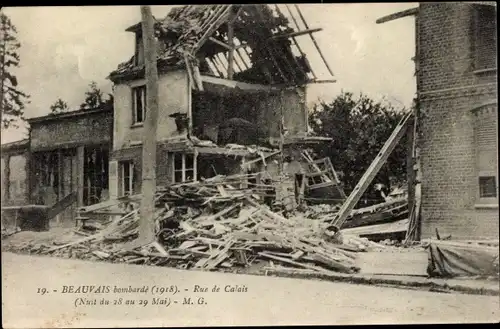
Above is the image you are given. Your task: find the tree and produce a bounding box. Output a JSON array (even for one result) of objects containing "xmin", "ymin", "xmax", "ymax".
[
  {"xmin": 0, "ymin": 12, "xmax": 30, "ymax": 129},
  {"xmin": 49, "ymin": 98, "xmax": 69, "ymax": 114},
  {"xmin": 309, "ymin": 92, "xmax": 409, "ymax": 198},
  {"xmin": 79, "ymin": 81, "xmax": 112, "ymax": 110}
]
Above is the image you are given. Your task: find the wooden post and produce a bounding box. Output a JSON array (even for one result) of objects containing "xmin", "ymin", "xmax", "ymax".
[
  {"xmin": 76, "ymin": 146, "xmax": 84, "ymax": 207},
  {"xmin": 4, "ymin": 154, "xmax": 10, "ymax": 203},
  {"xmin": 278, "ymin": 92, "xmax": 285, "ymax": 176},
  {"xmin": 26, "ymin": 129, "xmax": 32, "ymax": 204},
  {"xmin": 227, "ymin": 20, "xmax": 235, "ymax": 79},
  {"xmin": 406, "ymin": 116, "xmax": 415, "ymax": 218},
  {"xmin": 137, "ymin": 5, "xmax": 159, "ymax": 245},
  {"xmin": 193, "ymin": 148, "xmax": 198, "ymax": 182}
]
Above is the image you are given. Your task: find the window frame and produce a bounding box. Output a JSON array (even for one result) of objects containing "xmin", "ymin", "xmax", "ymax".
[
  {"xmin": 473, "ymin": 102, "xmax": 499, "ymax": 206},
  {"xmin": 473, "ymin": 4, "xmax": 497, "ymax": 71},
  {"xmin": 478, "ymin": 175, "xmax": 497, "ymax": 198},
  {"xmin": 171, "ymin": 152, "xmax": 196, "ymax": 183},
  {"xmin": 132, "ymin": 85, "xmax": 147, "ymax": 125},
  {"xmin": 120, "ymin": 161, "xmax": 135, "ymax": 197}
]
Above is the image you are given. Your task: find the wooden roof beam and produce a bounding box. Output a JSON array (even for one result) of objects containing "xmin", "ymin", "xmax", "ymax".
[
  {"xmin": 200, "ymin": 75, "xmax": 280, "ymax": 92},
  {"xmin": 208, "ymin": 37, "xmax": 232, "ymax": 50},
  {"xmin": 376, "ymin": 7, "xmax": 418, "ymax": 24},
  {"xmin": 270, "ymin": 28, "xmax": 323, "ymax": 40},
  {"xmin": 293, "ymin": 4, "xmax": 335, "ymax": 77}
]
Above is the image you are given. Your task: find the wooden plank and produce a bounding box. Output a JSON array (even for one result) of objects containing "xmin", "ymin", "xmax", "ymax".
[
  {"xmin": 275, "ymin": 4, "xmax": 316, "ymax": 80},
  {"xmin": 258, "ymin": 252, "xmax": 335, "ymax": 275},
  {"xmin": 293, "ymin": 4, "xmax": 334, "ymax": 77},
  {"xmin": 206, "ymin": 203, "xmax": 240, "ymax": 222},
  {"xmin": 306, "ymin": 253, "xmax": 354, "ymax": 273},
  {"xmin": 151, "ymin": 241, "xmax": 169, "ymax": 256},
  {"xmin": 78, "ymin": 199, "xmax": 118, "ymax": 213},
  {"xmin": 207, "ymin": 56, "xmax": 225, "ymax": 78},
  {"xmin": 253, "ymin": 5, "xmax": 291, "ymax": 83},
  {"xmin": 202, "ymin": 240, "xmax": 234, "ymax": 270},
  {"xmin": 270, "ymin": 28, "xmax": 322, "ymax": 40},
  {"xmin": 376, "ymin": 7, "xmax": 418, "ymax": 24},
  {"xmin": 331, "ymin": 110, "xmax": 413, "ymax": 230},
  {"xmin": 47, "ymin": 192, "xmax": 77, "ymax": 220},
  {"xmin": 240, "ymin": 150, "xmax": 281, "ymax": 170},
  {"xmin": 302, "ymin": 151, "xmax": 332, "ymax": 183},
  {"xmin": 208, "ymin": 37, "xmax": 232, "ymax": 50},
  {"xmin": 193, "ymin": 6, "xmax": 232, "ymax": 54},
  {"xmin": 308, "ymin": 79, "xmax": 337, "ymax": 84},
  {"xmin": 200, "ymin": 75, "xmax": 280, "ymax": 92}
]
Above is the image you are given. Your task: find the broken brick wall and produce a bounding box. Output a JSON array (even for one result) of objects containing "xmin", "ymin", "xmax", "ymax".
[{"xmin": 417, "ymin": 3, "xmax": 498, "ymax": 240}]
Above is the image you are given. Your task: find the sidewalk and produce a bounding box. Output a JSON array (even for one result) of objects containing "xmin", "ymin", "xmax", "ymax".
[
  {"xmin": 268, "ymin": 270, "xmax": 499, "ymax": 296},
  {"xmin": 263, "ymin": 252, "xmax": 499, "ymax": 296}
]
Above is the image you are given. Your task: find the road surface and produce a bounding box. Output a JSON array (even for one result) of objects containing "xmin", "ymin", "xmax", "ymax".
[{"xmin": 2, "ymin": 252, "xmax": 498, "ymax": 327}]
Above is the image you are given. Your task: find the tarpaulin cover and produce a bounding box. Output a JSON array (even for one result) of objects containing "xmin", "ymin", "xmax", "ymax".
[{"xmin": 427, "ymin": 241, "xmax": 499, "ymax": 278}]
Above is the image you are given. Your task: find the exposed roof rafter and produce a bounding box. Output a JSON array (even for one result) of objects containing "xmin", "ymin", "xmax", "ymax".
[{"xmin": 376, "ymin": 7, "xmax": 419, "ymax": 24}]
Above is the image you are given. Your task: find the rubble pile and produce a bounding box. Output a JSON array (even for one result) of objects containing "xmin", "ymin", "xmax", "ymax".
[{"xmin": 2, "ymin": 174, "xmax": 388, "ymax": 276}]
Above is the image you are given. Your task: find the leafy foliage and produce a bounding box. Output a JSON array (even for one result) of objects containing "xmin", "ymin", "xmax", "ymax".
[
  {"xmin": 49, "ymin": 98, "xmax": 69, "ymax": 114},
  {"xmin": 309, "ymin": 92, "xmax": 409, "ymax": 194},
  {"xmin": 79, "ymin": 81, "xmax": 113, "ymax": 111},
  {"xmin": 0, "ymin": 12, "xmax": 30, "ymax": 129}
]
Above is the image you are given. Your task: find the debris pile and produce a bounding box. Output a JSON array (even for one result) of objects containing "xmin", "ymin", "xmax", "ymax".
[
  {"xmin": 305, "ymin": 197, "xmax": 408, "ymax": 230},
  {"xmin": 3, "ymin": 174, "xmax": 389, "ymax": 276}
]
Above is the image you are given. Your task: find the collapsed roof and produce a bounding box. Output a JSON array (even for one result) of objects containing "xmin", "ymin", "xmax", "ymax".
[{"xmin": 108, "ymin": 4, "xmax": 335, "ymax": 87}]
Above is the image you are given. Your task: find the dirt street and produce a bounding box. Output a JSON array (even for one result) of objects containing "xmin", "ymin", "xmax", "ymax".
[{"xmin": 2, "ymin": 252, "xmax": 498, "ymax": 327}]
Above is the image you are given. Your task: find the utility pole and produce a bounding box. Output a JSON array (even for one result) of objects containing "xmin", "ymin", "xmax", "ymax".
[{"xmin": 137, "ymin": 5, "xmax": 159, "ymax": 245}]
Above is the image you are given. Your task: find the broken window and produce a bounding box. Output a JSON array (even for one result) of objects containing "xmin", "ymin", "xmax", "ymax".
[
  {"xmin": 172, "ymin": 153, "xmax": 195, "ymax": 183},
  {"xmin": 474, "ymin": 5, "xmax": 497, "ymax": 70},
  {"xmin": 120, "ymin": 161, "xmax": 135, "ymax": 196},
  {"xmin": 132, "ymin": 85, "xmax": 147, "ymax": 124}
]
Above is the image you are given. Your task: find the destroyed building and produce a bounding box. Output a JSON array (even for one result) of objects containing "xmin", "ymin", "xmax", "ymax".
[
  {"xmin": 106, "ymin": 4, "xmax": 343, "ymax": 205},
  {"xmin": 378, "ymin": 2, "xmax": 498, "ymax": 240},
  {"xmin": 1, "ymin": 107, "xmax": 113, "ymax": 228}
]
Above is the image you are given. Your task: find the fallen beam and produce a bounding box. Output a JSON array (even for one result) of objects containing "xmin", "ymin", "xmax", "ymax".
[{"xmin": 330, "ymin": 110, "xmax": 413, "ymax": 231}]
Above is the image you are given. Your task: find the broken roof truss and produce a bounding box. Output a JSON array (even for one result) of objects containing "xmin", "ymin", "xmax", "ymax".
[{"xmin": 110, "ymin": 5, "xmax": 335, "ymax": 88}]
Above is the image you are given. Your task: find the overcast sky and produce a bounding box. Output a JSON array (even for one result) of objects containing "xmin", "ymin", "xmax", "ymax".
[{"xmin": 1, "ymin": 4, "xmax": 417, "ymax": 143}]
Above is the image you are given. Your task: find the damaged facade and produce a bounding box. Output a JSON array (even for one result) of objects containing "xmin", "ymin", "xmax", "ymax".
[
  {"xmin": 28, "ymin": 108, "xmax": 113, "ymax": 225},
  {"xmin": 1, "ymin": 108, "xmax": 113, "ymax": 228},
  {"xmin": 107, "ymin": 4, "xmax": 343, "ymax": 206}
]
